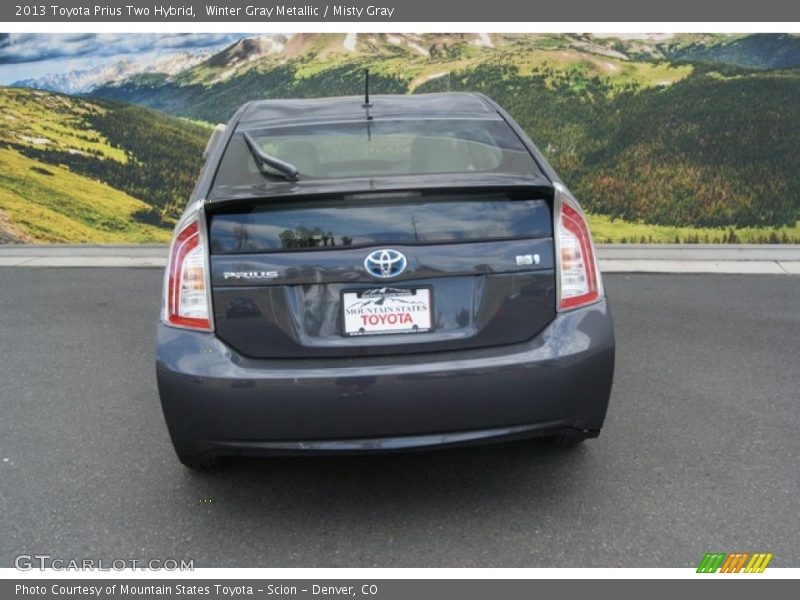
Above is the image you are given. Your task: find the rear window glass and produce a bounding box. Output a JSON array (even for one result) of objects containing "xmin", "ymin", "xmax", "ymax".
[
  {"xmin": 209, "ymin": 193, "xmax": 551, "ymax": 254},
  {"xmin": 211, "ymin": 119, "xmax": 539, "ymax": 193}
]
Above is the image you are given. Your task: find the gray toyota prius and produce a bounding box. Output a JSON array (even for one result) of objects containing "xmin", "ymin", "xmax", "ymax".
[{"xmin": 156, "ymin": 92, "xmax": 615, "ymax": 469}]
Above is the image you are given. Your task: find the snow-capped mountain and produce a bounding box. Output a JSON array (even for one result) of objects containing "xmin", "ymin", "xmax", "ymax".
[{"xmin": 13, "ymin": 51, "xmax": 209, "ymax": 94}]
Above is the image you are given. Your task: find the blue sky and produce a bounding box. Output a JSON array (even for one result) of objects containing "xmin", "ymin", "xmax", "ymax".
[{"xmin": 0, "ymin": 33, "xmax": 245, "ymax": 84}]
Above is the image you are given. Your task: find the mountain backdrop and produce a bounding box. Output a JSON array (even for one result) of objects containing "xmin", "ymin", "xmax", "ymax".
[
  {"xmin": 2, "ymin": 32, "xmax": 800, "ymax": 243},
  {"xmin": 0, "ymin": 88, "xmax": 207, "ymax": 243},
  {"xmin": 12, "ymin": 50, "xmax": 210, "ymax": 94}
]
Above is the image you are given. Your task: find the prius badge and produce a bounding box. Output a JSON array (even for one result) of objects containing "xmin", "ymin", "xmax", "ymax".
[
  {"xmin": 364, "ymin": 249, "xmax": 407, "ymax": 279},
  {"xmin": 223, "ymin": 271, "xmax": 278, "ymax": 280}
]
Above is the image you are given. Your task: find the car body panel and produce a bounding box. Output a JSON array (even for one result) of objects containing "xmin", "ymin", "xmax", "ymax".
[
  {"xmin": 156, "ymin": 299, "xmax": 614, "ymax": 458},
  {"xmin": 207, "ymin": 174, "xmax": 553, "ymax": 204},
  {"xmin": 191, "ymin": 93, "xmax": 557, "ymax": 206},
  {"xmin": 236, "ymin": 93, "xmax": 498, "ymax": 126},
  {"xmin": 210, "ymin": 238, "xmax": 556, "ymax": 358},
  {"xmin": 158, "ymin": 92, "xmax": 615, "ymax": 462}
]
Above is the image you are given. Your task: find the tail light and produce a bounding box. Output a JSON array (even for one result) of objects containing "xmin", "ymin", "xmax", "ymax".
[
  {"xmin": 555, "ymin": 185, "xmax": 603, "ymax": 311},
  {"xmin": 164, "ymin": 213, "xmax": 213, "ymax": 330}
]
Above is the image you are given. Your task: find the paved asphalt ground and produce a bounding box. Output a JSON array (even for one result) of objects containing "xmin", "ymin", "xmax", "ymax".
[{"xmin": 0, "ymin": 268, "xmax": 798, "ymax": 568}]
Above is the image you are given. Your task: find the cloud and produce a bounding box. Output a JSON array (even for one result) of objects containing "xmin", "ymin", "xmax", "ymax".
[{"xmin": 0, "ymin": 33, "xmax": 244, "ymax": 65}]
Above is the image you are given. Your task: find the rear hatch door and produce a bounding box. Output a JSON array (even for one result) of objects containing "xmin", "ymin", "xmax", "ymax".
[{"xmin": 208, "ymin": 188, "xmax": 556, "ymax": 358}]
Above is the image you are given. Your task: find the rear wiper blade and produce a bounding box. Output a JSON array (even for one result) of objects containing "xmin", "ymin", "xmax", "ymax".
[{"xmin": 242, "ymin": 132, "xmax": 299, "ymax": 181}]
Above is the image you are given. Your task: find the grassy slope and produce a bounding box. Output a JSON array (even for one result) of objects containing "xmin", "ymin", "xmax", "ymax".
[
  {"xmin": 0, "ymin": 148, "xmax": 169, "ymax": 243},
  {"xmin": 0, "ymin": 87, "xmax": 207, "ymax": 243},
  {"xmin": 0, "ymin": 88, "xmax": 127, "ymax": 161},
  {"xmin": 587, "ymin": 213, "xmax": 800, "ymax": 244}
]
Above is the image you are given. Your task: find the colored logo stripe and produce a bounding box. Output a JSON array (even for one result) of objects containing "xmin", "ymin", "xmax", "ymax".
[
  {"xmin": 720, "ymin": 553, "xmax": 749, "ymax": 573},
  {"xmin": 697, "ymin": 553, "xmax": 726, "ymax": 573},
  {"xmin": 697, "ymin": 552, "xmax": 773, "ymax": 573},
  {"xmin": 745, "ymin": 553, "xmax": 773, "ymax": 573}
]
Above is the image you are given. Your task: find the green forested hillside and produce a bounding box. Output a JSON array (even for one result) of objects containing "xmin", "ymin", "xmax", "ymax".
[
  {"xmin": 661, "ymin": 33, "xmax": 800, "ymax": 69},
  {"xmin": 93, "ymin": 34, "xmax": 800, "ymax": 237},
  {"xmin": 94, "ymin": 63, "xmax": 411, "ymax": 123},
  {"xmin": 427, "ymin": 63, "xmax": 800, "ymax": 229},
  {"xmin": 0, "ymin": 88, "xmax": 209, "ymax": 242},
  {"xmin": 4, "ymin": 33, "xmax": 800, "ymax": 243},
  {"xmin": 576, "ymin": 68, "xmax": 800, "ymax": 229}
]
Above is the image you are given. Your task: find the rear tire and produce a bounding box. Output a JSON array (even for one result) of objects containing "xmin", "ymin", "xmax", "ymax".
[
  {"xmin": 177, "ymin": 452, "xmax": 223, "ymax": 471},
  {"xmin": 545, "ymin": 431, "xmax": 590, "ymax": 448}
]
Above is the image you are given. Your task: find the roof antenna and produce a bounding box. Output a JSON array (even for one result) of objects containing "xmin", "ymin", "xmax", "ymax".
[{"xmin": 362, "ymin": 68, "xmax": 373, "ymax": 121}]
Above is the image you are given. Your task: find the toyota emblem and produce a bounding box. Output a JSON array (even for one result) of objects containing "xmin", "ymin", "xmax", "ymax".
[{"xmin": 363, "ymin": 249, "xmax": 408, "ymax": 279}]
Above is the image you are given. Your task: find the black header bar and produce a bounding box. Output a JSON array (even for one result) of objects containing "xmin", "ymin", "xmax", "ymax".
[{"xmin": 3, "ymin": 1, "xmax": 800, "ymax": 23}]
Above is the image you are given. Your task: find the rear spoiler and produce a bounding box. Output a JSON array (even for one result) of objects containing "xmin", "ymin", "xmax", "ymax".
[{"xmin": 205, "ymin": 173, "xmax": 554, "ymax": 206}]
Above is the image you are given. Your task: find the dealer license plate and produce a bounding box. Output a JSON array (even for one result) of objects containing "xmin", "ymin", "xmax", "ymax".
[{"xmin": 342, "ymin": 287, "xmax": 432, "ymax": 337}]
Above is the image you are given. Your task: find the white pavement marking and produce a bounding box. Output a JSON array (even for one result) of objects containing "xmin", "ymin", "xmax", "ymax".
[
  {"xmin": 777, "ymin": 261, "xmax": 800, "ymax": 274},
  {"xmin": 599, "ymin": 260, "xmax": 787, "ymax": 274},
  {"xmin": 13, "ymin": 256, "xmax": 167, "ymax": 268},
  {"xmin": 598, "ymin": 243, "xmax": 800, "ymax": 261},
  {"xmin": 0, "ymin": 257, "xmax": 38, "ymax": 266}
]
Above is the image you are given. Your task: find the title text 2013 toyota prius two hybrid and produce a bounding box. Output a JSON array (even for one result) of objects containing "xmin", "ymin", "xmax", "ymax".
[{"xmin": 156, "ymin": 92, "xmax": 615, "ymax": 469}]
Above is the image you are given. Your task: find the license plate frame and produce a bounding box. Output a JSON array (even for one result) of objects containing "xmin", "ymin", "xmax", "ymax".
[{"xmin": 341, "ymin": 286, "xmax": 433, "ymax": 337}]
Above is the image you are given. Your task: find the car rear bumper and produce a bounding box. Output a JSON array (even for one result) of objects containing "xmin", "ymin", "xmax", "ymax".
[{"xmin": 156, "ymin": 299, "xmax": 615, "ymax": 458}]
